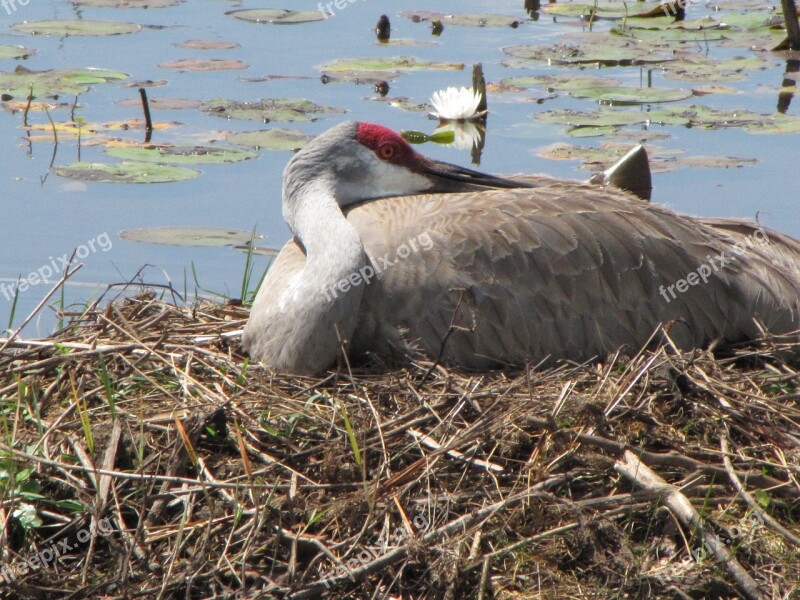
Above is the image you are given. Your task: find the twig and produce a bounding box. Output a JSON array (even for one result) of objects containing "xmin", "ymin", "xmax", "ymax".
[
  {"xmin": 615, "ymin": 450, "xmax": 765, "ymax": 600},
  {"xmin": 778, "ymin": 0, "xmax": 800, "ymax": 49},
  {"xmin": 720, "ymin": 431, "xmax": 800, "ymax": 547},
  {"xmin": 0, "ymin": 256, "xmax": 81, "ymax": 355},
  {"xmin": 139, "ymin": 87, "xmax": 153, "ymax": 142},
  {"xmin": 287, "ymin": 475, "xmax": 568, "ymax": 598}
]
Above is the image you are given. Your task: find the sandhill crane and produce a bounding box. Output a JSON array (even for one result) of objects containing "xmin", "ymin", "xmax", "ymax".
[{"xmin": 242, "ymin": 121, "xmax": 800, "ymax": 375}]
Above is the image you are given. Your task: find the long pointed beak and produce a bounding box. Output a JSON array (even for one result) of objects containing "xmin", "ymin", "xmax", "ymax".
[{"xmin": 420, "ymin": 158, "xmax": 535, "ymax": 193}]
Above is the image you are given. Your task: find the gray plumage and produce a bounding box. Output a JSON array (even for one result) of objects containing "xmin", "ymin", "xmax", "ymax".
[{"xmin": 242, "ymin": 121, "xmax": 800, "ymax": 374}]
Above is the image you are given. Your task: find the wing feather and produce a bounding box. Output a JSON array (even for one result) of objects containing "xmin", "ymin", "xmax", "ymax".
[{"xmin": 344, "ymin": 182, "xmax": 800, "ymax": 367}]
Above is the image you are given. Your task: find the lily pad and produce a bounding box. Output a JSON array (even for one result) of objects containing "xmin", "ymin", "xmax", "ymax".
[
  {"xmin": 537, "ymin": 142, "xmax": 756, "ymax": 172},
  {"xmin": 567, "ymin": 125, "xmax": 619, "ymax": 137},
  {"xmin": 120, "ymin": 227, "xmax": 258, "ymax": 248},
  {"xmin": 376, "ymin": 38, "xmax": 438, "ymax": 47},
  {"xmin": 662, "ymin": 104, "xmax": 768, "ymax": 127},
  {"xmin": 503, "ymin": 40, "xmax": 673, "ymax": 66},
  {"xmin": 399, "ymin": 11, "xmax": 526, "ymax": 27},
  {"xmin": 11, "ymin": 20, "xmax": 141, "ymax": 36},
  {"xmin": 624, "ymin": 16, "xmax": 724, "ymax": 30},
  {"xmin": 653, "ymin": 105, "xmax": 800, "ymax": 133},
  {"xmin": 540, "ymin": 2, "xmax": 648, "ymax": 18},
  {"xmin": 0, "ymin": 66, "xmax": 128, "ymax": 98},
  {"xmin": 201, "ymin": 98, "xmax": 344, "ymax": 122},
  {"xmin": 742, "ymin": 115, "xmax": 800, "ymax": 133},
  {"xmin": 570, "ymin": 86, "xmax": 693, "ymax": 104},
  {"xmin": 612, "ymin": 25, "xmax": 727, "ymax": 42},
  {"xmin": 537, "ymin": 108, "xmax": 690, "ymax": 128},
  {"xmin": 374, "ymin": 96, "xmax": 430, "ymax": 112},
  {"xmin": 72, "ymin": 0, "xmax": 181, "ymax": 6},
  {"xmin": 176, "ymin": 39, "xmax": 240, "ymax": 50},
  {"xmin": 320, "ymin": 70, "xmax": 402, "ymax": 84},
  {"xmin": 317, "ymin": 56, "xmax": 463, "ymax": 73},
  {"xmin": 158, "ymin": 58, "xmax": 248, "ymax": 71},
  {"xmin": 226, "ymin": 9, "xmax": 325, "ymax": 24},
  {"xmin": 500, "ymin": 74, "xmax": 623, "ymax": 92},
  {"xmin": 116, "ymin": 96, "xmax": 201, "ymax": 110},
  {"xmin": 663, "ymin": 55, "xmax": 768, "ymax": 82},
  {"xmin": 691, "ymin": 84, "xmax": 739, "ymax": 95},
  {"xmin": 25, "ymin": 118, "xmax": 177, "ymax": 142},
  {"xmin": 537, "ymin": 142, "xmax": 651, "ymax": 168},
  {"xmin": 0, "ymin": 45, "xmax": 34, "ymax": 60},
  {"xmin": 52, "ymin": 161, "xmax": 199, "ymax": 183},
  {"xmin": 105, "ymin": 144, "xmax": 257, "ymax": 164},
  {"xmin": 225, "ymin": 128, "xmax": 310, "ymax": 150}
]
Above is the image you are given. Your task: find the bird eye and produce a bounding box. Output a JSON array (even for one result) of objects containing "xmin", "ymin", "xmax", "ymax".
[{"xmin": 378, "ymin": 144, "xmax": 396, "ymax": 160}]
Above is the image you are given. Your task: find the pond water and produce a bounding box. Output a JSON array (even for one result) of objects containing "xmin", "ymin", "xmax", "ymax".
[{"xmin": 1, "ymin": 0, "xmax": 798, "ymax": 335}]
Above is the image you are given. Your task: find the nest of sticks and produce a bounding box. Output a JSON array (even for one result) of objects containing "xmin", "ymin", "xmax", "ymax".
[{"xmin": 0, "ymin": 290, "xmax": 798, "ymax": 599}]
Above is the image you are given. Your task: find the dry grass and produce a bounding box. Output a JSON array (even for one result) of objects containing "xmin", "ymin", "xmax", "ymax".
[{"xmin": 0, "ymin": 290, "xmax": 798, "ymax": 599}]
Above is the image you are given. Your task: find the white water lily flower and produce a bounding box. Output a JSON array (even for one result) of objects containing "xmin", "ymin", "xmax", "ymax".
[
  {"xmin": 430, "ymin": 86, "xmax": 485, "ymax": 121},
  {"xmin": 433, "ymin": 121, "xmax": 483, "ymax": 150}
]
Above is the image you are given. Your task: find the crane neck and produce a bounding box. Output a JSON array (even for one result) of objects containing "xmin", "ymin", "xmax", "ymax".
[{"xmin": 279, "ymin": 180, "xmax": 367, "ymax": 370}]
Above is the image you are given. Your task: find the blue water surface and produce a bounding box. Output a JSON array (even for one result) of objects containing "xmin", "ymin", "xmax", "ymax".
[{"xmin": 0, "ymin": 0, "xmax": 797, "ymax": 335}]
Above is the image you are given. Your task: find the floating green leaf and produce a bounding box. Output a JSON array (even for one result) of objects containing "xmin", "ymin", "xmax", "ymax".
[
  {"xmin": 53, "ymin": 161, "xmax": 199, "ymax": 183},
  {"xmin": 500, "ymin": 75, "xmax": 623, "ymax": 92},
  {"xmin": 0, "ymin": 66, "xmax": 128, "ymax": 98},
  {"xmin": 11, "ymin": 20, "xmax": 141, "ymax": 36},
  {"xmin": 381, "ymin": 97, "xmax": 429, "ymax": 112},
  {"xmin": 537, "ymin": 108, "xmax": 690, "ymax": 128},
  {"xmin": 567, "ymin": 125, "xmax": 619, "ymax": 137},
  {"xmin": 377, "ymin": 38, "xmax": 438, "ymax": 47},
  {"xmin": 226, "ymin": 9, "xmax": 325, "ymax": 24},
  {"xmin": 116, "ymin": 96, "xmax": 201, "ymax": 110},
  {"xmin": 158, "ymin": 58, "xmax": 248, "ymax": 71},
  {"xmin": 0, "ymin": 45, "xmax": 34, "ymax": 60},
  {"xmin": 176, "ymin": 39, "xmax": 240, "ymax": 50},
  {"xmin": 399, "ymin": 11, "xmax": 526, "ymax": 27},
  {"xmin": 120, "ymin": 227, "xmax": 258, "ymax": 247},
  {"xmin": 105, "ymin": 144, "xmax": 257, "ymax": 164},
  {"xmin": 537, "ymin": 142, "xmax": 756, "ymax": 172},
  {"xmin": 540, "ymin": 104, "xmax": 800, "ymax": 136},
  {"xmin": 540, "ymin": 2, "xmax": 651, "ymax": 18},
  {"xmin": 662, "ymin": 55, "xmax": 768, "ymax": 82},
  {"xmin": 624, "ymin": 16, "xmax": 723, "ymax": 31},
  {"xmin": 570, "ymin": 86, "xmax": 693, "ymax": 104},
  {"xmin": 317, "ymin": 56, "xmax": 463, "ymax": 73},
  {"xmin": 691, "ymin": 84, "xmax": 740, "ymax": 95},
  {"xmin": 662, "ymin": 104, "xmax": 769, "ymax": 127},
  {"xmin": 743, "ymin": 115, "xmax": 800, "ymax": 134},
  {"xmin": 226, "ymin": 128, "xmax": 310, "ymax": 150},
  {"xmin": 503, "ymin": 40, "xmax": 673, "ymax": 66},
  {"xmin": 201, "ymin": 98, "xmax": 344, "ymax": 122},
  {"xmin": 401, "ymin": 129, "xmax": 456, "ymax": 144},
  {"xmin": 612, "ymin": 25, "xmax": 726, "ymax": 42},
  {"xmin": 320, "ymin": 70, "xmax": 402, "ymax": 84}
]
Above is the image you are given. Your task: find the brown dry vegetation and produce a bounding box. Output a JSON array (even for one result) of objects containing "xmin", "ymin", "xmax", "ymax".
[{"xmin": 0, "ymin": 291, "xmax": 798, "ymax": 599}]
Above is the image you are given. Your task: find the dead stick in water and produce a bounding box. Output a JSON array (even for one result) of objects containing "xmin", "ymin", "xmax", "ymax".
[
  {"xmin": 139, "ymin": 87, "xmax": 153, "ymax": 142},
  {"xmin": 472, "ymin": 63, "xmax": 488, "ymax": 114},
  {"xmin": 774, "ymin": 0, "xmax": 800, "ymax": 49}
]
